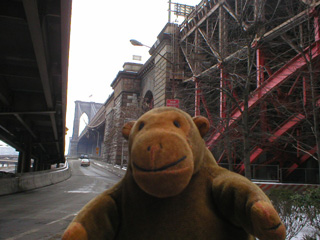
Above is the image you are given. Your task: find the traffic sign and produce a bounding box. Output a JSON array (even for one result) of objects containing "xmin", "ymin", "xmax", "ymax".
[{"xmin": 166, "ymin": 99, "xmax": 179, "ymax": 108}]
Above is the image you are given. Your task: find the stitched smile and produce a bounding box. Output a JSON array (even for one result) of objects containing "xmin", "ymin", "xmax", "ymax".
[{"xmin": 133, "ymin": 156, "xmax": 187, "ymax": 172}]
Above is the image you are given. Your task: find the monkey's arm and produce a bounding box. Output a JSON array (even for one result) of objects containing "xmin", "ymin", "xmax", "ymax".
[
  {"xmin": 62, "ymin": 192, "xmax": 119, "ymax": 240},
  {"xmin": 210, "ymin": 167, "xmax": 286, "ymax": 240}
]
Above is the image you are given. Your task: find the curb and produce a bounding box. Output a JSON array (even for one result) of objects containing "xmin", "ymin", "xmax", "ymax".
[{"xmin": 0, "ymin": 161, "xmax": 71, "ymax": 196}]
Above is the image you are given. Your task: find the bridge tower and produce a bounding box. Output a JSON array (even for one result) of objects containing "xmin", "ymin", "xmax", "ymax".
[{"xmin": 68, "ymin": 101, "xmax": 103, "ymax": 157}]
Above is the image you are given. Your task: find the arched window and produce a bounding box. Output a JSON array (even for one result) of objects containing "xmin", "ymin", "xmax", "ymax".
[{"xmin": 143, "ymin": 91, "xmax": 154, "ymax": 111}]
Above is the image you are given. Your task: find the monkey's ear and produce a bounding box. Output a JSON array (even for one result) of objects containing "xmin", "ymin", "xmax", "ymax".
[
  {"xmin": 192, "ymin": 116, "xmax": 210, "ymax": 137},
  {"xmin": 122, "ymin": 121, "xmax": 136, "ymax": 140}
]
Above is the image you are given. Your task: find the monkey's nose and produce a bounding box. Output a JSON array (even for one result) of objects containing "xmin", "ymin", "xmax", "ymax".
[{"xmin": 147, "ymin": 143, "xmax": 163, "ymax": 152}]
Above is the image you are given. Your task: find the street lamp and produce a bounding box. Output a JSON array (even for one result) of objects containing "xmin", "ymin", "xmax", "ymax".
[
  {"xmin": 130, "ymin": 39, "xmax": 173, "ymax": 65},
  {"xmin": 130, "ymin": 39, "xmax": 150, "ymax": 48}
]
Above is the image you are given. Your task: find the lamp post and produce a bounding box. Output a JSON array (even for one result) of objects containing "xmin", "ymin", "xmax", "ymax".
[{"xmin": 130, "ymin": 39, "xmax": 173, "ymax": 65}]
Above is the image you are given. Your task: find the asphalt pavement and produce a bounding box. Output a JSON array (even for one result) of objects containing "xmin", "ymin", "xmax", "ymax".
[{"xmin": 0, "ymin": 159, "xmax": 121, "ymax": 240}]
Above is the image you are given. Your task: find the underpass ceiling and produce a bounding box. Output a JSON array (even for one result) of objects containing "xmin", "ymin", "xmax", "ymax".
[{"xmin": 0, "ymin": 0, "xmax": 72, "ymax": 163}]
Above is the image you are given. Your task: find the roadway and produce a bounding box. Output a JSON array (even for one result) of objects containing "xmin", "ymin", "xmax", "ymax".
[{"xmin": 0, "ymin": 159, "xmax": 121, "ymax": 240}]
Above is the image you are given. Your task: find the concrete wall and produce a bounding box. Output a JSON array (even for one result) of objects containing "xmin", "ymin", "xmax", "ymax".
[
  {"xmin": 0, "ymin": 161, "xmax": 71, "ymax": 196},
  {"xmin": 91, "ymin": 159, "xmax": 126, "ymax": 177}
]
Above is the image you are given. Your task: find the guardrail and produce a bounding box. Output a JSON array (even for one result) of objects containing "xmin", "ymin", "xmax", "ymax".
[
  {"xmin": 0, "ymin": 161, "xmax": 71, "ymax": 196},
  {"xmin": 91, "ymin": 159, "xmax": 127, "ymax": 177},
  {"xmin": 218, "ymin": 163, "xmax": 319, "ymax": 184}
]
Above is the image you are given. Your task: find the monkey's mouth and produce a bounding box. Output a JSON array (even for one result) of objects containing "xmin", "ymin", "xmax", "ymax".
[{"xmin": 133, "ymin": 156, "xmax": 187, "ymax": 172}]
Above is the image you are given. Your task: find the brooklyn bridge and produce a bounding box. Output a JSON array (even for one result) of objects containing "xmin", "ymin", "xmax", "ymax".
[{"xmin": 69, "ymin": 0, "xmax": 320, "ymax": 184}]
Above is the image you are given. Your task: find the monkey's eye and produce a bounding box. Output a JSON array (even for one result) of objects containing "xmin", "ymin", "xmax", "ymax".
[
  {"xmin": 173, "ymin": 120, "xmax": 180, "ymax": 128},
  {"xmin": 138, "ymin": 122, "xmax": 145, "ymax": 131}
]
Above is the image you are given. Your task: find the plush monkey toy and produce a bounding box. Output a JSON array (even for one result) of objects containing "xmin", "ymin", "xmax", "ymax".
[{"xmin": 62, "ymin": 107, "xmax": 286, "ymax": 240}]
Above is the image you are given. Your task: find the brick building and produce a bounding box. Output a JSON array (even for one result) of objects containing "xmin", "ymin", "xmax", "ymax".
[{"xmin": 101, "ymin": 23, "xmax": 181, "ymax": 166}]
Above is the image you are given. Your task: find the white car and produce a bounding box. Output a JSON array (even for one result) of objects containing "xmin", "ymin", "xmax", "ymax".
[{"xmin": 80, "ymin": 158, "xmax": 90, "ymax": 167}]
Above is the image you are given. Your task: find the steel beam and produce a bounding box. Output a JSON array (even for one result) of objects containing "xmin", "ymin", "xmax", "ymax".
[
  {"xmin": 0, "ymin": 127, "xmax": 21, "ymax": 151},
  {"xmin": 200, "ymin": 93, "xmax": 213, "ymax": 125},
  {"xmin": 198, "ymin": 28, "xmax": 222, "ymax": 62},
  {"xmin": 286, "ymin": 145, "xmax": 318, "ymax": 176},
  {"xmin": 180, "ymin": 3, "xmax": 221, "ymax": 42},
  {"xmin": 207, "ymin": 41, "xmax": 320, "ymax": 147},
  {"xmin": 183, "ymin": 47, "xmax": 247, "ymax": 82},
  {"xmin": 238, "ymin": 114, "xmax": 306, "ymax": 173},
  {"xmin": 14, "ymin": 114, "xmax": 37, "ymax": 139},
  {"xmin": 268, "ymin": 114, "xmax": 305, "ymax": 143},
  {"xmin": 0, "ymin": 81, "xmax": 11, "ymax": 106},
  {"xmin": 180, "ymin": 46, "xmax": 196, "ymax": 75},
  {"xmin": 0, "ymin": 111, "xmax": 56, "ymax": 115},
  {"xmin": 256, "ymin": 2, "xmax": 320, "ymax": 43},
  {"xmin": 22, "ymin": 0, "xmax": 53, "ymax": 109}
]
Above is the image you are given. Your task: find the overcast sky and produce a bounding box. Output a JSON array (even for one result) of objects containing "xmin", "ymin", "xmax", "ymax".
[{"xmin": 65, "ymin": 0, "xmax": 199, "ymax": 153}]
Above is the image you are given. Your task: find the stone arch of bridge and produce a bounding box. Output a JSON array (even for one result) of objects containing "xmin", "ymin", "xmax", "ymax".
[{"xmin": 68, "ymin": 101, "xmax": 103, "ymax": 156}]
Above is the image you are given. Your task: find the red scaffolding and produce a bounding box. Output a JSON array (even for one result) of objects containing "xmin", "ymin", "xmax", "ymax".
[{"xmin": 178, "ymin": 0, "xmax": 320, "ymax": 180}]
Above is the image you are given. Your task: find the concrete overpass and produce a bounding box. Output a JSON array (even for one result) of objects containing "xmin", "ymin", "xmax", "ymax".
[{"xmin": 0, "ymin": 0, "xmax": 72, "ymax": 172}]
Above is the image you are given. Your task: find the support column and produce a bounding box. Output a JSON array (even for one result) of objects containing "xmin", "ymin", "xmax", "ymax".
[
  {"xmin": 69, "ymin": 101, "xmax": 81, "ymax": 156},
  {"xmin": 256, "ymin": 48, "xmax": 265, "ymax": 88},
  {"xmin": 17, "ymin": 135, "xmax": 32, "ymax": 173},
  {"xmin": 303, "ymin": 76, "xmax": 309, "ymax": 106},
  {"xmin": 34, "ymin": 158, "xmax": 39, "ymax": 171},
  {"xmin": 257, "ymin": 48, "xmax": 268, "ymax": 137},
  {"xmin": 193, "ymin": 27, "xmax": 201, "ymax": 117},
  {"xmin": 22, "ymin": 135, "xmax": 32, "ymax": 173},
  {"xmin": 17, "ymin": 151, "xmax": 23, "ymax": 173},
  {"xmin": 219, "ymin": 4, "xmax": 227, "ymax": 120},
  {"xmin": 220, "ymin": 65, "xmax": 227, "ymax": 119},
  {"xmin": 314, "ymin": 15, "xmax": 320, "ymax": 42},
  {"xmin": 36, "ymin": 153, "xmax": 45, "ymax": 171},
  {"xmin": 195, "ymin": 78, "xmax": 201, "ymax": 116}
]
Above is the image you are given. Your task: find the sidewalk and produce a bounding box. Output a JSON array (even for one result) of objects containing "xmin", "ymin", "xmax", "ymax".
[{"xmin": 91, "ymin": 159, "xmax": 127, "ymax": 177}]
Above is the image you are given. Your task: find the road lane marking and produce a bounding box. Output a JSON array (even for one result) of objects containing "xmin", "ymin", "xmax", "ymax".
[
  {"xmin": 46, "ymin": 212, "xmax": 78, "ymax": 225},
  {"xmin": 5, "ymin": 228, "xmax": 40, "ymax": 240},
  {"xmin": 5, "ymin": 212, "xmax": 78, "ymax": 240},
  {"xmin": 65, "ymin": 190, "xmax": 92, "ymax": 193}
]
